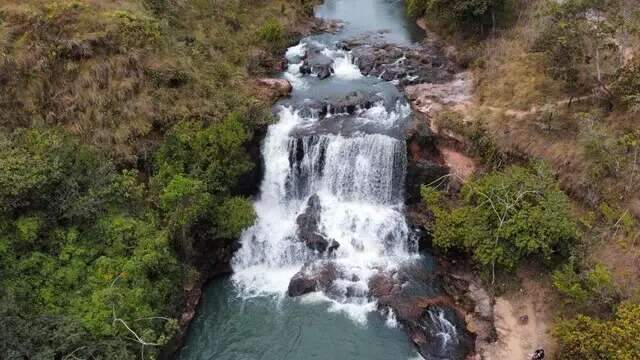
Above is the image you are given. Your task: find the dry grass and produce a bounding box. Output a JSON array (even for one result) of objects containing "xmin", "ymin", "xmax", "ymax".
[
  {"xmin": 449, "ymin": 0, "xmax": 640, "ymax": 305},
  {"xmin": 0, "ymin": 0, "xmax": 315, "ymax": 163}
]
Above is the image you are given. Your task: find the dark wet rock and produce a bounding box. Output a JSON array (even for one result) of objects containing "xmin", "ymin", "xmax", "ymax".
[
  {"xmin": 339, "ymin": 35, "xmax": 455, "ymax": 86},
  {"xmin": 368, "ymin": 265, "xmax": 475, "ymax": 360},
  {"xmin": 290, "ymin": 90, "xmax": 387, "ymax": 118},
  {"xmin": 296, "ymin": 194, "xmax": 322, "ymax": 235},
  {"xmin": 324, "ymin": 91, "xmax": 381, "ymax": 115},
  {"xmin": 287, "ymin": 262, "xmax": 340, "ymax": 297},
  {"xmin": 436, "ymin": 262, "xmax": 497, "ymax": 358},
  {"xmin": 405, "ymin": 113, "xmax": 449, "ymax": 204},
  {"xmin": 406, "ymin": 160, "xmax": 449, "ymax": 204},
  {"xmin": 327, "ymin": 239, "xmax": 340, "ymax": 253},
  {"xmin": 532, "ymin": 349, "xmax": 545, "ymax": 360},
  {"xmin": 305, "ymin": 232, "xmax": 330, "ymax": 252},
  {"xmin": 300, "ymin": 45, "xmax": 334, "ymax": 79},
  {"xmin": 288, "ymin": 273, "xmax": 318, "ymax": 296},
  {"xmin": 295, "ymin": 195, "xmax": 339, "ymax": 254}
]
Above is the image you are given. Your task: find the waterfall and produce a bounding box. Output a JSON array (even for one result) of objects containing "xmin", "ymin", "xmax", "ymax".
[{"xmin": 231, "ymin": 43, "xmax": 416, "ymax": 321}]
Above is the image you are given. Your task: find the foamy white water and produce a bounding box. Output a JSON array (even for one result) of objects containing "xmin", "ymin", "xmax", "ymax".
[{"xmin": 231, "ymin": 40, "xmax": 416, "ymax": 322}]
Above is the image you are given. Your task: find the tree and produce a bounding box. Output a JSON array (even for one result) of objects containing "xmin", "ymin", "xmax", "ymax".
[
  {"xmin": 215, "ymin": 197, "xmax": 256, "ymax": 238},
  {"xmin": 408, "ymin": 0, "xmax": 505, "ymax": 32},
  {"xmin": 555, "ymin": 302, "xmax": 640, "ymax": 359},
  {"xmin": 423, "ymin": 164, "xmax": 578, "ymax": 281},
  {"xmin": 613, "ymin": 58, "xmax": 640, "ymax": 112},
  {"xmin": 159, "ymin": 175, "xmax": 212, "ymax": 254}
]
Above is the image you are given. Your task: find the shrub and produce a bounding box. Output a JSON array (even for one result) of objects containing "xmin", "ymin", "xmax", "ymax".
[
  {"xmin": 555, "ymin": 302, "xmax": 640, "ymax": 359},
  {"xmin": 553, "ymin": 262, "xmax": 617, "ymax": 308},
  {"xmin": 613, "ymin": 59, "xmax": 640, "ymax": 112},
  {"xmin": 423, "ymin": 164, "xmax": 577, "ymax": 276},
  {"xmin": 256, "ymin": 18, "xmax": 284, "ymax": 49}
]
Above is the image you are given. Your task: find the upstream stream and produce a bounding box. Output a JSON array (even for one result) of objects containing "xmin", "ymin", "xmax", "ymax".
[{"xmin": 178, "ymin": 1, "xmax": 471, "ymax": 359}]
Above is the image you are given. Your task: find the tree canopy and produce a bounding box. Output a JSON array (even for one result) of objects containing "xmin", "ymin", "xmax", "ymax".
[{"xmin": 422, "ymin": 165, "xmax": 578, "ymax": 276}]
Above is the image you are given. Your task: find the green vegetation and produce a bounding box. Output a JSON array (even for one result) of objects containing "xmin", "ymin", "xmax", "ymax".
[
  {"xmin": 552, "ymin": 262, "xmax": 618, "ymax": 309},
  {"xmin": 407, "ymin": 0, "xmax": 508, "ymax": 33},
  {"xmin": 422, "ymin": 164, "xmax": 577, "ymax": 278},
  {"xmin": 0, "ymin": 0, "xmax": 315, "ymax": 358},
  {"xmin": 0, "ymin": 129, "xmax": 181, "ymax": 358},
  {"xmin": 412, "ymin": 0, "xmax": 640, "ymax": 356},
  {"xmin": 554, "ymin": 302, "xmax": 640, "ymax": 359}
]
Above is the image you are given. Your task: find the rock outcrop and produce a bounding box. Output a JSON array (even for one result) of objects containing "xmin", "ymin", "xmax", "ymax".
[
  {"xmin": 288, "ymin": 261, "xmax": 341, "ymax": 297},
  {"xmin": 367, "ymin": 261, "xmax": 475, "ymax": 360},
  {"xmin": 296, "ymin": 194, "xmax": 340, "ymax": 254},
  {"xmin": 254, "ymin": 78, "xmax": 293, "ymax": 102},
  {"xmin": 339, "ymin": 35, "xmax": 455, "ymax": 86},
  {"xmin": 300, "ymin": 44, "xmax": 335, "ymax": 79}
]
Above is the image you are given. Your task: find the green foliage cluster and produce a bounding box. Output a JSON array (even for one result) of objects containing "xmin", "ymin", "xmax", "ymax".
[
  {"xmin": 153, "ymin": 114, "xmax": 255, "ymax": 246},
  {"xmin": 407, "ymin": 0, "xmax": 506, "ymax": 32},
  {"xmin": 0, "ymin": 129, "xmax": 181, "ymax": 358},
  {"xmin": 532, "ymin": 0, "xmax": 616, "ymax": 94},
  {"xmin": 256, "ymin": 18, "xmax": 286, "ymax": 50},
  {"xmin": 553, "ymin": 262, "xmax": 618, "ymax": 308},
  {"xmin": 0, "ymin": 114, "xmax": 257, "ymax": 360},
  {"xmin": 422, "ymin": 164, "xmax": 577, "ymax": 273},
  {"xmin": 555, "ymin": 302, "xmax": 640, "ymax": 359},
  {"xmin": 0, "ymin": 0, "xmax": 313, "ymax": 357}
]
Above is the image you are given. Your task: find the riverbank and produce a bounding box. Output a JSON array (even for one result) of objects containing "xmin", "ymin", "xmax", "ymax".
[{"xmin": 403, "ymin": 18, "xmax": 562, "ymax": 359}]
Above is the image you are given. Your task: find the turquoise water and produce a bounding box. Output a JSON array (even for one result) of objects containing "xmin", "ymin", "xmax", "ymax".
[{"xmin": 177, "ymin": 278, "xmax": 421, "ymax": 360}]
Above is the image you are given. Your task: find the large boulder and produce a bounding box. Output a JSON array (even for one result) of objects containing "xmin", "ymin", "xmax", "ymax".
[
  {"xmin": 253, "ymin": 78, "xmax": 292, "ymax": 102},
  {"xmin": 287, "ymin": 262, "xmax": 340, "ymax": 297},
  {"xmin": 300, "ymin": 45, "xmax": 334, "ymax": 79},
  {"xmin": 296, "ymin": 194, "xmax": 340, "ymax": 254}
]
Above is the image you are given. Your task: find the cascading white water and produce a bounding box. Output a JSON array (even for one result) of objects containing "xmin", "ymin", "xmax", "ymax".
[{"xmin": 232, "ymin": 41, "xmax": 416, "ymax": 323}]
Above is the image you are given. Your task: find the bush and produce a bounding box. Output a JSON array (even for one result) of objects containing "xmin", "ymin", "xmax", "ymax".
[
  {"xmin": 553, "ymin": 262, "xmax": 617, "ymax": 308},
  {"xmin": 423, "ymin": 164, "xmax": 577, "ymax": 275},
  {"xmin": 613, "ymin": 59, "xmax": 640, "ymax": 112},
  {"xmin": 216, "ymin": 197, "xmax": 256, "ymax": 238},
  {"xmin": 407, "ymin": 0, "xmax": 507, "ymax": 31},
  {"xmin": 555, "ymin": 302, "xmax": 640, "ymax": 359},
  {"xmin": 256, "ymin": 18, "xmax": 284, "ymax": 49}
]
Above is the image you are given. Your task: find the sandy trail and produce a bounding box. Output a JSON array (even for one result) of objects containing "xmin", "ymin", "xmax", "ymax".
[{"xmin": 482, "ymin": 271, "xmax": 557, "ymax": 360}]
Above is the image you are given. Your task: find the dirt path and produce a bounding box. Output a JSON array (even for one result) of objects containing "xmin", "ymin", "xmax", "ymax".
[{"xmin": 481, "ymin": 271, "xmax": 557, "ymax": 360}]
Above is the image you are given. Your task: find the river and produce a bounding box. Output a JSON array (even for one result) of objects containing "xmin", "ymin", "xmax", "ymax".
[{"xmin": 177, "ymin": 1, "xmax": 469, "ymax": 359}]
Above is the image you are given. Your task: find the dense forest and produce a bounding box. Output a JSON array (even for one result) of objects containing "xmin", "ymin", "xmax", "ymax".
[
  {"xmin": 0, "ymin": 0, "xmax": 316, "ymax": 358},
  {"xmin": 409, "ymin": 0, "xmax": 640, "ymax": 358}
]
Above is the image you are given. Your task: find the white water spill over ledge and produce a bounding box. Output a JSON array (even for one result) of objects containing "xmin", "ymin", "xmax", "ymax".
[{"xmin": 231, "ymin": 38, "xmax": 419, "ymax": 324}]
